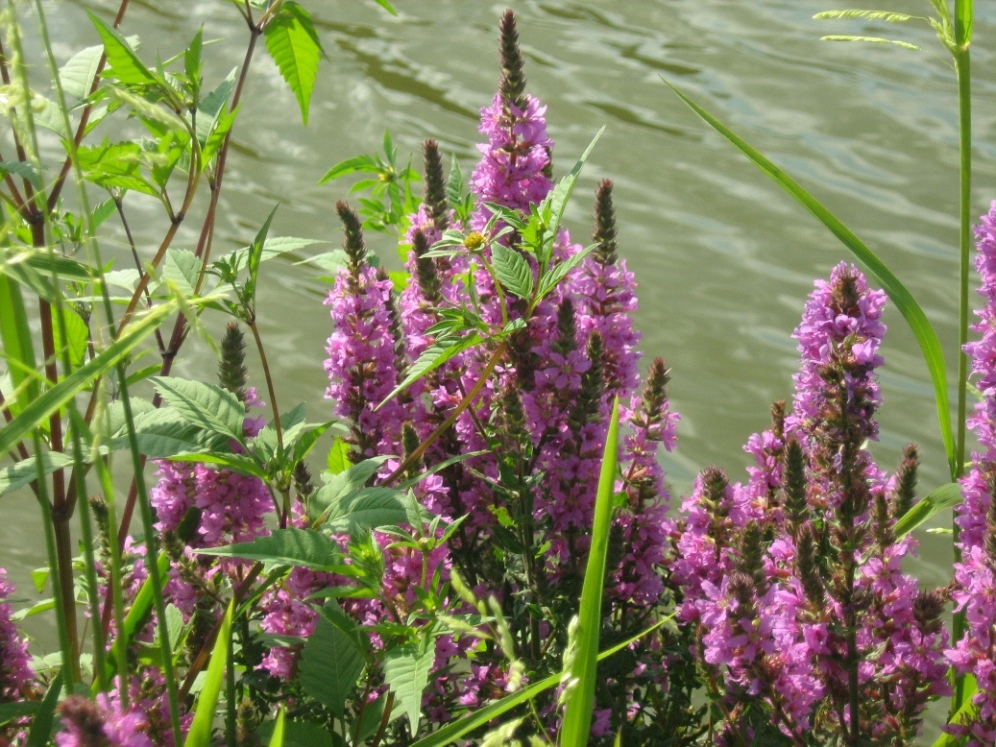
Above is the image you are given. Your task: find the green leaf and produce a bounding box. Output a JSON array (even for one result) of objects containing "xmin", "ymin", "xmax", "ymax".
[
  {"xmin": 51, "ymin": 307, "xmax": 89, "ymax": 370},
  {"xmin": 327, "ymin": 436, "xmax": 351, "ymax": 474},
  {"xmin": 562, "ymin": 397, "xmax": 620, "ymax": 745},
  {"xmin": 0, "ymin": 274, "xmax": 39, "ymax": 420},
  {"xmin": 490, "ymin": 244, "xmax": 534, "ymax": 299},
  {"xmin": 166, "ymin": 452, "xmax": 267, "ymax": 479},
  {"xmin": 197, "ymin": 529, "xmax": 341, "ymax": 571},
  {"xmin": 267, "ymin": 708, "xmax": 285, "ymax": 747},
  {"xmin": 245, "ymin": 206, "xmax": 278, "ymax": 305},
  {"xmin": 0, "ymin": 451, "xmax": 74, "ymax": 498},
  {"xmin": 0, "ymin": 160, "xmax": 42, "ymax": 189},
  {"xmin": 370, "ymin": 0, "xmax": 397, "ymax": 15},
  {"xmin": 932, "ymin": 674, "xmax": 977, "ymax": 747},
  {"xmin": 0, "ymin": 701, "xmax": 38, "ymax": 725},
  {"xmin": 183, "ymin": 602, "xmax": 232, "ymax": 747},
  {"xmin": 196, "ymin": 69, "xmax": 237, "ymax": 144},
  {"xmin": 185, "ymin": 27, "xmax": 204, "ymax": 91},
  {"xmin": 112, "ymin": 408, "xmax": 229, "ymax": 458},
  {"xmin": 106, "ymin": 86, "xmax": 188, "ymax": 134},
  {"xmin": 895, "ymin": 482, "xmax": 963, "ymax": 537},
  {"xmin": 152, "ymin": 377, "xmax": 246, "ymax": 443},
  {"xmin": 60, "ymin": 44, "xmax": 103, "ymax": 100},
  {"xmin": 263, "ymin": 1, "xmax": 323, "ymax": 126},
  {"xmin": 536, "ymin": 242, "xmax": 597, "ymax": 301},
  {"xmin": 954, "ymin": 0, "xmax": 972, "ymax": 47},
  {"xmin": 258, "ymin": 719, "xmax": 332, "ymax": 747},
  {"xmin": 317, "ymin": 155, "xmax": 379, "ymax": 185},
  {"xmin": 0, "ymin": 301, "xmax": 177, "ymax": 457},
  {"xmin": 160, "ymin": 249, "xmax": 202, "ymax": 297},
  {"xmin": 77, "ymin": 140, "xmax": 158, "ymax": 196},
  {"xmin": 320, "ymin": 487, "xmax": 409, "ymax": 536},
  {"xmin": 663, "ymin": 80, "xmax": 957, "ymax": 479},
  {"xmin": 25, "ymin": 671, "xmax": 62, "ymax": 747},
  {"xmin": 409, "ymin": 618, "xmax": 668, "ymax": 747},
  {"xmin": 87, "ymin": 12, "xmax": 158, "ymax": 87},
  {"xmin": 378, "ymin": 332, "xmax": 484, "ymax": 409},
  {"xmin": 544, "ymin": 126, "xmax": 605, "ymax": 243},
  {"xmin": 383, "ymin": 636, "xmax": 434, "ymax": 734},
  {"xmin": 298, "ymin": 614, "xmax": 364, "ymax": 717}
]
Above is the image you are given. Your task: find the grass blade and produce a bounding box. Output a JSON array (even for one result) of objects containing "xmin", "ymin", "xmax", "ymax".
[
  {"xmin": 183, "ymin": 601, "xmax": 233, "ymax": 747},
  {"xmin": 561, "ymin": 397, "xmax": 619, "ymax": 745},
  {"xmin": 663, "ymin": 80, "xmax": 955, "ymax": 478}
]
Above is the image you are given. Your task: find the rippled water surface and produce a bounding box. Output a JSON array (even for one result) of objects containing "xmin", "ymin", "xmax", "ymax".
[{"xmin": 7, "ymin": 0, "xmax": 996, "ymax": 738}]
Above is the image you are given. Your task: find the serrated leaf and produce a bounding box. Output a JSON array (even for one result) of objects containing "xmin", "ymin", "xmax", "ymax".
[
  {"xmin": 819, "ymin": 35, "xmax": 921, "ymax": 50},
  {"xmin": 196, "ymin": 69, "xmax": 237, "ymax": 147},
  {"xmin": 161, "ymin": 249, "xmax": 201, "ymax": 296},
  {"xmin": 326, "ymin": 436, "xmax": 351, "ymax": 474},
  {"xmin": 77, "ymin": 140, "xmax": 158, "ymax": 196},
  {"xmin": 895, "ymin": 482, "xmax": 962, "ymax": 537},
  {"xmin": 197, "ymin": 528, "xmax": 341, "ymax": 570},
  {"xmin": 87, "ymin": 12, "xmax": 158, "ymax": 87},
  {"xmin": 536, "ymin": 243, "xmax": 597, "ymax": 301},
  {"xmin": 59, "ymin": 44, "xmax": 103, "ymax": 101},
  {"xmin": 320, "ymin": 487, "xmax": 409, "ymax": 536},
  {"xmin": 107, "ymin": 86, "xmax": 188, "ymax": 134},
  {"xmin": 0, "ymin": 161, "xmax": 41, "ymax": 189},
  {"xmin": 298, "ymin": 615, "xmax": 364, "ymax": 717},
  {"xmin": 52, "ymin": 306, "xmax": 89, "ymax": 369},
  {"xmin": 264, "ymin": 1, "xmax": 323, "ymax": 125},
  {"xmin": 378, "ymin": 332, "xmax": 483, "ymax": 408},
  {"xmin": 151, "ymin": 377, "xmax": 246, "ymax": 442},
  {"xmin": 0, "ymin": 452, "xmax": 74, "ymax": 498},
  {"xmin": 490, "ymin": 244, "xmax": 534, "ymax": 299},
  {"xmin": 383, "ymin": 636, "xmax": 434, "ymax": 734},
  {"xmin": 112, "ymin": 407, "xmax": 228, "ymax": 457}
]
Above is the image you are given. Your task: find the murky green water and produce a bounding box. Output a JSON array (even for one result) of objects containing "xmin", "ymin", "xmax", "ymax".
[{"xmin": 7, "ymin": 0, "xmax": 996, "ymax": 738}]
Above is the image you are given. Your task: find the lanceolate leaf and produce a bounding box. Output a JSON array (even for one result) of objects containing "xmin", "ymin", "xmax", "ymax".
[
  {"xmin": 0, "ymin": 452, "xmax": 74, "ymax": 498},
  {"xmin": 561, "ymin": 398, "xmax": 620, "ymax": 745},
  {"xmin": 298, "ymin": 614, "xmax": 364, "ymax": 717},
  {"xmin": 0, "ymin": 274, "xmax": 39, "ymax": 419},
  {"xmin": 196, "ymin": 528, "xmax": 341, "ymax": 570},
  {"xmin": 379, "ymin": 333, "xmax": 484, "ymax": 408},
  {"xmin": 895, "ymin": 482, "xmax": 963, "ymax": 537},
  {"xmin": 59, "ymin": 44, "xmax": 103, "ymax": 101},
  {"xmin": 545, "ymin": 125, "xmax": 605, "ymax": 241},
  {"xmin": 490, "ymin": 244, "xmax": 534, "ymax": 299},
  {"xmin": 151, "ymin": 377, "xmax": 246, "ymax": 443},
  {"xmin": 87, "ymin": 12, "xmax": 158, "ymax": 87},
  {"xmin": 384, "ymin": 636, "xmax": 435, "ymax": 734},
  {"xmin": 320, "ymin": 487, "xmax": 409, "ymax": 536},
  {"xmin": 664, "ymin": 80, "xmax": 956, "ymax": 479},
  {"xmin": 264, "ymin": 2, "xmax": 323, "ymax": 125},
  {"xmin": 245, "ymin": 206, "xmax": 278, "ymax": 305},
  {"xmin": 184, "ymin": 603, "xmax": 232, "ymax": 747}
]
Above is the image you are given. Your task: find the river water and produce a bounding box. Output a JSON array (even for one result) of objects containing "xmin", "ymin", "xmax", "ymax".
[{"xmin": 7, "ymin": 0, "xmax": 996, "ymax": 740}]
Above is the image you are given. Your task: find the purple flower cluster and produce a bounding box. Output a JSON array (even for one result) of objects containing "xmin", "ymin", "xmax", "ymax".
[
  {"xmin": 674, "ymin": 263, "xmax": 948, "ymax": 741},
  {"xmin": 947, "ymin": 201, "xmax": 996, "ymax": 745},
  {"xmin": 0, "ymin": 569, "xmax": 32, "ymax": 703}
]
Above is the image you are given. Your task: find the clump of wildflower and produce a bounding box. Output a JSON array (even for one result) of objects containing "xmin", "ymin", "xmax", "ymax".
[
  {"xmin": 947, "ymin": 201, "xmax": 996, "ymax": 745},
  {"xmin": 0, "ymin": 569, "xmax": 32, "ymax": 703}
]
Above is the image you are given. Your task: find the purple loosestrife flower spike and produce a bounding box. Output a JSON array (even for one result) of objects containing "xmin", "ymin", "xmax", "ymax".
[
  {"xmin": 0, "ymin": 569, "xmax": 32, "ymax": 702},
  {"xmin": 948, "ymin": 201, "xmax": 996, "ymax": 745}
]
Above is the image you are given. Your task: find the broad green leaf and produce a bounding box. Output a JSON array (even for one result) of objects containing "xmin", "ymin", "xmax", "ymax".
[
  {"xmin": 664, "ymin": 80, "xmax": 956, "ymax": 478},
  {"xmin": 0, "ymin": 161, "xmax": 42, "ymax": 189},
  {"xmin": 290, "ymin": 420, "xmax": 339, "ymax": 466},
  {"xmin": 536, "ymin": 242, "xmax": 597, "ymax": 301},
  {"xmin": 22, "ymin": 251, "xmax": 97, "ymax": 282},
  {"xmin": 165, "ymin": 452, "xmax": 267, "ymax": 479},
  {"xmin": 383, "ymin": 636, "xmax": 434, "ymax": 734},
  {"xmin": 490, "ymin": 244, "xmax": 534, "ymax": 299},
  {"xmin": 314, "ymin": 456, "xmax": 390, "ymax": 513},
  {"xmin": 932, "ymin": 674, "xmax": 977, "ymax": 747},
  {"xmin": 0, "ymin": 301, "xmax": 177, "ymax": 457},
  {"xmin": 51, "ymin": 307, "xmax": 89, "ymax": 370},
  {"xmin": 0, "ymin": 451, "xmax": 74, "ymax": 498},
  {"xmin": 263, "ymin": 1, "xmax": 323, "ymax": 125},
  {"xmin": 183, "ymin": 602, "xmax": 232, "ymax": 747},
  {"xmin": 59, "ymin": 44, "xmax": 103, "ymax": 101},
  {"xmin": 320, "ymin": 487, "xmax": 409, "ymax": 536},
  {"xmin": 378, "ymin": 332, "xmax": 483, "ymax": 408},
  {"xmin": 327, "ymin": 436, "xmax": 351, "ymax": 474},
  {"xmin": 0, "ymin": 701, "xmax": 38, "ymax": 725},
  {"xmin": 409, "ymin": 618, "xmax": 668, "ymax": 747},
  {"xmin": 112, "ymin": 407, "xmax": 229, "ymax": 458},
  {"xmin": 562, "ymin": 398, "xmax": 620, "ymax": 745},
  {"xmin": 152, "ymin": 377, "xmax": 246, "ymax": 442},
  {"xmin": 298, "ymin": 614, "xmax": 364, "ymax": 717},
  {"xmin": 895, "ymin": 482, "xmax": 963, "ymax": 537},
  {"xmin": 257, "ymin": 719, "xmax": 332, "ymax": 747},
  {"xmin": 197, "ymin": 528, "xmax": 341, "ymax": 570},
  {"xmin": 160, "ymin": 249, "xmax": 201, "ymax": 297},
  {"xmin": 87, "ymin": 12, "xmax": 158, "ymax": 87},
  {"xmin": 77, "ymin": 140, "xmax": 157, "ymax": 196},
  {"xmin": 0, "ymin": 274, "xmax": 39, "ymax": 419}
]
